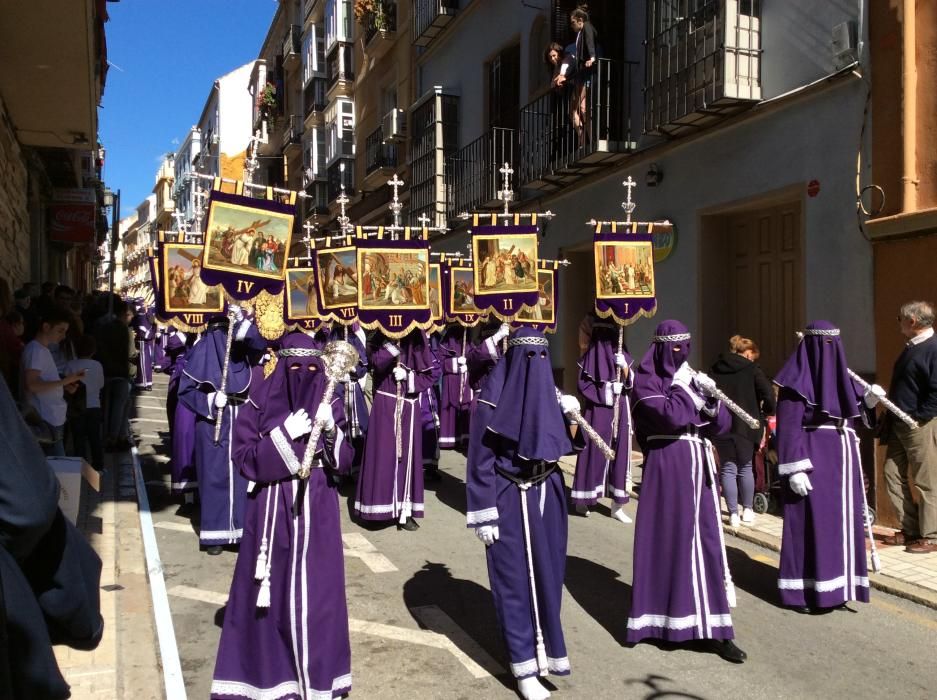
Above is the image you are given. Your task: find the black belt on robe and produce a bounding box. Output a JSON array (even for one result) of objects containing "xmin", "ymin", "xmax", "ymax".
[{"xmin": 495, "ymin": 459, "xmax": 557, "ymax": 487}]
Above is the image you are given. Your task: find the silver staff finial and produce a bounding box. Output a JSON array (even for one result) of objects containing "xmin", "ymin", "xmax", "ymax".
[
  {"xmin": 336, "ymin": 164, "xmax": 353, "ymax": 236},
  {"xmin": 621, "ymin": 176, "xmax": 637, "ymax": 224},
  {"xmin": 243, "ymin": 131, "xmax": 262, "ymax": 186},
  {"xmin": 498, "ymin": 162, "xmax": 515, "ymax": 216},
  {"xmin": 416, "ymin": 213, "xmax": 430, "ymax": 229},
  {"xmin": 387, "ymin": 174, "xmax": 405, "ymax": 229},
  {"xmin": 192, "ymin": 187, "xmax": 208, "ymax": 242},
  {"xmin": 301, "ymin": 219, "xmax": 317, "ymax": 260}
]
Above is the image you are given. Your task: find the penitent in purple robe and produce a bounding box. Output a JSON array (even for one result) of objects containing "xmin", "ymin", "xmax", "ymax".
[
  {"xmin": 571, "ymin": 321, "xmax": 634, "ymax": 506},
  {"xmin": 421, "ymin": 333, "xmax": 443, "ymax": 467},
  {"xmin": 466, "ymin": 327, "xmax": 573, "ymax": 680},
  {"xmin": 626, "ymin": 321, "xmax": 735, "ymax": 644},
  {"xmin": 355, "ymin": 331, "xmax": 438, "ymax": 522},
  {"xmin": 212, "ymin": 333, "xmax": 352, "ymax": 699},
  {"xmin": 437, "ymin": 325, "xmax": 472, "ymax": 450},
  {"xmin": 466, "ymin": 327, "xmax": 503, "ymax": 415},
  {"xmin": 774, "ymin": 321, "xmax": 871, "ymax": 609},
  {"xmin": 178, "ymin": 318, "xmax": 266, "ymax": 546},
  {"xmin": 131, "ymin": 310, "xmax": 155, "ymax": 389},
  {"xmin": 165, "ymin": 330, "xmax": 197, "ymax": 494}
]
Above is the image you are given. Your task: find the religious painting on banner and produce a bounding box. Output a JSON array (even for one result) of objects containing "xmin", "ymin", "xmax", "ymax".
[
  {"xmin": 317, "ymin": 247, "xmax": 359, "ymax": 309},
  {"xmin": 161, "ymin": 244, "xmax": 225, "ymax": 313},
  {"xmin": 515, "ymin": 268, "xmax": 558, "ymax": 333},
  {"xmin": 200, "ymin": 190, "xmax": 295, "ymax": 299},
  {"xmin": 471, "ymin": 225, "xmax": 540, "ymax": 320},
  {"xmin": 428, "ymin": 264, "xmax": 443, "ymax": 323},
  {"xmin": 356, "ymin": 230, "xmax": 433, "ymax": 338},
  {"xmin": 593, "ymin": 226, "xmax": 658, "ymax": 326},
  {"xmin": 285, "ymin": 267, "xmax": 322, "ymax": 330},
  {"xmin": 444, "ymin": 265, "xmax": 485, "ymax": 327}
]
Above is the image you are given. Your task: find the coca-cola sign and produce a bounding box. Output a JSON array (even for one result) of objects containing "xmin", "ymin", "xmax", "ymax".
[{"xmin": 48, "ymin": 202, "xmax": 96, "ymax": 243}]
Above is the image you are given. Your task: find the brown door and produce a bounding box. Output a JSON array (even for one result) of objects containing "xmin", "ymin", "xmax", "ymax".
[{"xmin": 723, "ymin": 202, "xmax": 804, "ymax": 377}]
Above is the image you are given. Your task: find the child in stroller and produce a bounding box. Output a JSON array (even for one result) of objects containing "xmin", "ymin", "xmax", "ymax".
[{"xmin": 752, "ymin": 414, "xmax": 780, "ymax": 514}]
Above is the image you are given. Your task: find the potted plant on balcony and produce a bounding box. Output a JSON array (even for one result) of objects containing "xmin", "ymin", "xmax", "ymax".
[
  {"xmin": 354, "ymin": 0, "xmax": 389, "ymax": 39},
  {"xmin": 257, "ymin": 82, "xmax": 279, "ymax": 129}
]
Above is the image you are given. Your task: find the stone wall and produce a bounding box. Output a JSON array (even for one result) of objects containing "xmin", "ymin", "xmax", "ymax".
[{"xmin": 0, "ymin": 98, "xmax": 30, "ymax": 289}]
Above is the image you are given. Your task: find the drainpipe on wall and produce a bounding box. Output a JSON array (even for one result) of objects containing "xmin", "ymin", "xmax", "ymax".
[{"xmin": 901, "ymin": 0, "xmax": 918, "ymax": 213}]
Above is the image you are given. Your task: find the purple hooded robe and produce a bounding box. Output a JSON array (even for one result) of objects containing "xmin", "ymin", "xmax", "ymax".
[
  {"xmin": 571, "ymin": 319, "xmax": 635, "ymax": 506},
  {"xmin": 466, "ymin": 327, "xmax": 573, "ymax": 679},
  {"xmin": 626, "ymin": 321, "xmax": 735, "ymax": 644},
  {"xmin": 437, "ymin": 325, "xmax": 473, "ymax": 450},
  {"xmin": 211, "ymin": 332, "xmax": 352, "ymax": 699},
  {"xmin": 774, "ymin": 320, "xmax": 872, "ymax": 608}
]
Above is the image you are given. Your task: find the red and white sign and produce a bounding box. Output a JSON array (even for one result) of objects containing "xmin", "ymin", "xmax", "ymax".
[{"xmin": 48, "ymin": 202, "xmax": 96, "ymax": 243}]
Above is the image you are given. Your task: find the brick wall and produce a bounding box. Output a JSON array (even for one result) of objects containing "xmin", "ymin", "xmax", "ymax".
[{"xmin": 0, "ymin": 98, "xmax": 30, "ymax": 288}]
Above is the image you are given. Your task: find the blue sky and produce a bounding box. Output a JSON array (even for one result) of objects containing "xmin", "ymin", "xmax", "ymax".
[{"xmin": 99, "ymin": 0, "xmax": 277, "ymax": 217}]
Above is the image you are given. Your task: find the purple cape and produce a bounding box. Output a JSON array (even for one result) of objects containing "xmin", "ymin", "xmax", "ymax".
[
  {"xmin": 486, "ymin": 327, "xmax": 571, "ymax": 462},
  {"xmin": 182, "ymin": 325, "xmax": 252, "ymax": 394},
  {"xmin": 773, "ymin": 320, "xmax": 861, "ymax": 420}
]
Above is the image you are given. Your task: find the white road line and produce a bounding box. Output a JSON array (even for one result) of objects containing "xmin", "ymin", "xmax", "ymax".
[
  {"xmin": 129, "ymin": 442, "xmax": 187, "ymax": 699},
  {"xmin": 168, "ymin": 585, "xmax": 228, "ymax": 607},
  {"xmin": 166, "ymin": 586, "xmax": 499, "ymax": 679},
  {"xmin": 342, "ymin": 533, "xmax": 398, "ymax": 573},
  {"xmin": 154, "ymin": 521, "xmax": 195, "ymax": 533},
  {"xmin": 410, "ymin": 605, "xmax": 503, "ymax": 679}
]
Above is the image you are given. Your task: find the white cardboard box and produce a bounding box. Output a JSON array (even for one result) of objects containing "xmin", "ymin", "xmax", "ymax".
[{"xmin": 46, "ymin": 457, "xmax": 100, "ymax": 524}]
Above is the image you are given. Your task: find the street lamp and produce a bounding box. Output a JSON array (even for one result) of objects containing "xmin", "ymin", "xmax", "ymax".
[{"xmin": 103, "ymin": 188, "xmax": 120, "ymax": 315}]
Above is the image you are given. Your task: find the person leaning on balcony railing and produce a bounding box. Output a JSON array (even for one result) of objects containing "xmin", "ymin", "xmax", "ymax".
[{"xmin": 569, "ymin": 4, "xmax": 598, "ymax": 147}]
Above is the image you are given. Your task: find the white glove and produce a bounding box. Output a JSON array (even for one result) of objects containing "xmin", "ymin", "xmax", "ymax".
[
  {"xmin": 559, "ymin": 393, "xmax": 581, "ymax": 415},
  {"xmin": 492, "ymin": 323, "xmax": 510, "ymax": 342},
  {"xmin": 694, "ymin": 372, "xmax": 718, "ymax": 398},
  {"xmin": 213, "ymin": 391, "xmax": 228, "ymax": 408},
  {"xmin": 672, "ymin": 361, "xmax": 693, "ymax": 386},
  {"xmin": 612, "ymin": 381, "xmax": 624, "ymax": 395},
  {"xmin": 459, "ymin": 364, "xmax": 467, "ymax": 375},
  {"xmin": 457, "ymin": 356, "xmax": 467, "ymax": 367},
  {"xmin": 614, "ymin": 352, "xmax": 627, "ymax": 368},
  {"xmin": 284, "ymin": 409, "xmax": 312, "ymax": 440},
  {"xmin": 864, "ymin": 383, "xmax": 886, "ymax": 408},
  {"xmin": 475, "ymin": 525, "xmax": 500, "ymax": 545},
  {"xmin": 788, "ymin": 471, "xmax": 813, "ymax": 497},
  {"xmin": 315, "ymin": 403, "xmax": 335, "ymax": 433},
  {"xmin": 392, "ymin": 366, "xmax": 407, "ymax": 382}
]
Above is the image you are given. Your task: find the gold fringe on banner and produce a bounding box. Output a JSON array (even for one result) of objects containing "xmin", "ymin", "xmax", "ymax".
[{"xmin": 357, "ymin": 316, "xmax": 435, "ymax": 340}]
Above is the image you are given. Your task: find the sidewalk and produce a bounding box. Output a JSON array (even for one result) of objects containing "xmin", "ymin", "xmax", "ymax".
[
  {"xmin": 54, "ymin": 396, "xmax": 163, "ymax": 699},
  {"xmin": 558, "ymin": 454, "xmax": 937, "ymax": 611}
]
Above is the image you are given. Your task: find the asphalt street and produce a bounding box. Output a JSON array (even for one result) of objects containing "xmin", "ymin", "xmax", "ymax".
[{"xmin": 133, "ymin": 380, "xmax": 937, "ymax": 700}]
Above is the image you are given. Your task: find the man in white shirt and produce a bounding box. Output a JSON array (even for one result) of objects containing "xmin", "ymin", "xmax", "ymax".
[
  {"xmin": 65, "ymin": 334, "xmax": 106, "ymax": 469},
  {"xmin": 21, "ymin": 308, "xmax": 85, "ymax": 456}
]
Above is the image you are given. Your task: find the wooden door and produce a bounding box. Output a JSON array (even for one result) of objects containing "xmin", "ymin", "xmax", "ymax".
[{"xmin": 725, "ymin": 203, "xmax": 803, "ymax": 377}]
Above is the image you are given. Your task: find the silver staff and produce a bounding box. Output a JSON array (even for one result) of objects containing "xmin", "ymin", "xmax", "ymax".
[
  {"xmin": 847, "ymin": 368, "xmax": 919, "ymax": 429},
  {"xmin": 297, "ymin": 340, "xmax": 361, "ymax": 479},
  {"xmin": 688, "ymin": 368, "xmax": 761, "ymax": 430},
  {"xmin": 213, "ymin": 308, "xmax": 238, "ymax": 445},
  {"xmin": 555, "ymin": 389, "xmax": 616, "ymax": 461}
]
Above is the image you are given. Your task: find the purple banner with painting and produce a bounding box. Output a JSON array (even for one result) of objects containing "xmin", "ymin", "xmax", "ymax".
[
  {"xmin": 472, "ymin": 225, "xmax": 540, "ymax": 320},
  {"xmin": 594, "ymin": 229, "xmax": 657, "ymax": 326},
  {"xmin": 356, "ymin": 234, "xmax": 433, "ymax": 339},
  {"xmin": 199, "ymin": 190, "xmax": 295, "ymax": 300},
  {"xmin": 152, "ymin": 242, "xmax": 224, "ymax": 329},
  {"xmin": 315, "ymin": 244, "xmax": 359, "ymax": 326},
  {"xmin": 442, "ymin": 263, "xmax": 485, "ymax": 327},
  {"xmin": 514, "ymin": 267, "xmax": 558, "ymax": 333},
  {"xmin": 284, "ymin": 264, "xmax": 323, "ymax": 333}
]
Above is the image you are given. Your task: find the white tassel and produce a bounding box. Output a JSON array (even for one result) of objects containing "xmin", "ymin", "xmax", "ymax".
[
  {"xmin": 254, "ymin": 539, "xmax": 268, "ymax": 581},
  {"xmin": 726, "ymin": 580, "xmax": 737, "ymax": 609},
  {"xmin": 256, "ymin": 577, "xmax": 271, "ymax": 608},
  {"xmin": 536, "ymin": 643, "xmax": 548, "ymax": 676}
]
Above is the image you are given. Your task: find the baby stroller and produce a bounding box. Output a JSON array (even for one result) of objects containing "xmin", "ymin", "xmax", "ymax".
[{"xmin": 752, "ymin": 415, "xmax": 781, "ymax": 514}]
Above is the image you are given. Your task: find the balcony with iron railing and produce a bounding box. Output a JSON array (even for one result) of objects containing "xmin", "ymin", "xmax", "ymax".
[
  {"xmin": 365, "ymin": 1, "xmax": 397, "ymax": 52},
  {"xmin": 364, "ymin": 125, "xmax": 398, "ymax": 178},
  {"xmin": 413, "ymin": 0, "xmax": 458, "ymax": 47},
  {"xmin": 519, "ymin": 59, "xmax": 636, "ymax": 192},
  {"xmin": 283, "ymin": 24, "xmax": 302, "ymax": 70},
  {"xmin": 446, "ymin": 127, "xmax": 515, "ymax": 220},
  {"xmin": 283, "ymin": 115, "xmax": 304, "ymax": 157}
]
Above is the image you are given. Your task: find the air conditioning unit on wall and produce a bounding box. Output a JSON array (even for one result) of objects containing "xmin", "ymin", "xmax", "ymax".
[{"xmin": 382, "ymin": 108, "xmax": 406, "ymax": 143}]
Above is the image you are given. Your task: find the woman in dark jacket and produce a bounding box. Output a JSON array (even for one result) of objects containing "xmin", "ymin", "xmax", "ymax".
[{"xmin": 710, "ymin": 335, "xmax": 776, "ymax": 527}]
